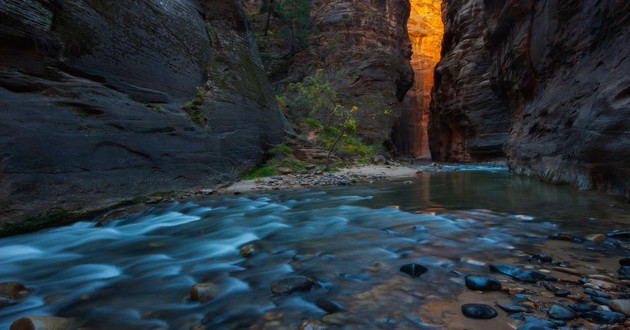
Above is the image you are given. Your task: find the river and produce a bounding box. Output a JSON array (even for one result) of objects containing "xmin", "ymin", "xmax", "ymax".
[{"xmin": 1, "ymin": 165, "xmax": 628, "ymax": 329}]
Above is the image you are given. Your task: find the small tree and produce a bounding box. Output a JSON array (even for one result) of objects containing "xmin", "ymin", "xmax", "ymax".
[{"xmin": 325, "ymin": 118, "xmax": 357, "ymax": 171}]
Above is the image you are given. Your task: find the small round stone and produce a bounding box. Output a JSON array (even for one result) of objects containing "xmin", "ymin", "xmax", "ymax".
[
  {"xmin": 548, "ymin": 304, "xmax": 577, "ymax": 320},
  {"xmin": 465, "ymin": 275, "xmax": 502, "ymax": 291},
  {"xmin": 461, "ymin": 304, "xmax": 498, "ymax": 319},
  {"xmin": 400, "ymin": 264, "xmax": 428, "ymax": 278}
]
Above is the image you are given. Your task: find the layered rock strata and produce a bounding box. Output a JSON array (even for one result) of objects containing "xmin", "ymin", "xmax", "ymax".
[
  {"xmin": 0, "ymin": 0, "xmax": 286, "ymax": 226},
  {"xmin": 432, "ymin": 0, "xmax": 630, "ymax": 196}
]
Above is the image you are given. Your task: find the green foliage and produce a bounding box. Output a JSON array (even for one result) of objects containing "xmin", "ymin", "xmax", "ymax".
[
  {"xmin": 260, "ymin": 0, "xmax": 313, "ymax": 51},
  {"xmin": 182, "ymin": 87, "xmax": 207, "ymax": 127},
  {"xmin": 242, "ymin": 166, "xmax": 278, "ymax": 180},
  {"xmin": 267, "ymin": 143, "xmax": 292, "ymax": 155}
]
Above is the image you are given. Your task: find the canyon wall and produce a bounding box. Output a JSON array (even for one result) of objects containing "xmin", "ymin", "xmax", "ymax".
[
  {"xmin": 0, "ymin": 0, "xmax": 287, "ymax": 227},
  {"xmin": 395, "ymin": 0, "xmax": 442, "ymax": 158},
  {"xmin": 251, "ymin": 0, "xmax": 415, "ymax": 145},
  {"xmin": 432, "ymin": 0, "xmax": 630, "ymax": 196}
]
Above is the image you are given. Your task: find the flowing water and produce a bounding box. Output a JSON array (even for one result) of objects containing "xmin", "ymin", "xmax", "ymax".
[{"xmin": 1, "ymin": 166, "xmax": 629, "ymax": 329}]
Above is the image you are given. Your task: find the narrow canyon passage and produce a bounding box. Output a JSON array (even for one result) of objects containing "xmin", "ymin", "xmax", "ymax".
[{"xmin": 397, "ymin": 0, "xmax": 443, "ymax": 158}]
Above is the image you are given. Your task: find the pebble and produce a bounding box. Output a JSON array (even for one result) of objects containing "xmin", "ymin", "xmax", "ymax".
[
  {"xmin": 461, "ymin": 304, "xmax": 498, "ymax": 319},
  {"xmin": 190, "ymin": 283, "xmax": 220, "ymax": 302},
  {"xmin": 548, "ymin": 233, "xmax": 584, "ymax": 242},
  {"xmin": 322, "ymin": 313, "xmax": 348, "ymax": 325},
  {"xmin": 547, "ymin": 304, "xmax": 577, "ymax": 320},
  {"xmin": 586, "ymin": 279, "xmax": 616, "ymax": 291},
  {"xmin": 10, "ymin": 315, "xmax": 76, "ymax": 330},
  {"xmin": 586, "ymin": 234, "xmax": 607, "ymax": 243},
  {"xmin": 271, "ymin": 276, "xmax": 316, "ymax": 295},
  {"xmin": 583, "ymin": 310, "xmax": 627, "ymax": 324},
  {"xmin": 299, "ymin": 320, "xmax": 327, "ymax": 330},
  {"xmin": 529, "ymin": 253, "xmax": 552, "ymax": 263},
  {"xmin": 569, "ymin": 303, "xmax": 598, "ymax": 313},
  {"xmin": 584, "ymin": 288, "xmax": 611, "ymax": 298},
  {"xmin": 608, "ymin": 299, "xmax": 630, "ymax": 317},
  {"xmin": 464, "ymin": 275, "xmax": 502, "ymax": 291},
  {"xmin": 0, "ymin": 282, "xmax": 31, "ymax": 307},
  {"xmin": 607, "ymin": 230, "xmax": 630, "ymax": 242},
  {"xmin": 618, "ymin": 266, "xmax": 630, "ymax": 279},
  {"xmin": 620, "ymin": 258, "xmax": 630, "ymax": 266},
  {"xmin": 496, "ymin": 302, "xmax": 530, "ymax": 313},
  {"xmin": 400, "ymin": 264, "xmax": 428, "ymax": 278},
  {"xmin": 489, "ymin": 264, "xmax": 557, "ymax": 283}
]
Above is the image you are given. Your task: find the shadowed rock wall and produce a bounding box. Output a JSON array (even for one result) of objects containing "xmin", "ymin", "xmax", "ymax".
[
  {"xmin": 431, "ymin": 0, "xmax": 630, "ymax": 196},
  {"xmin": 0, "ymin": 0, "xmax": 286, "ymax": 225}
]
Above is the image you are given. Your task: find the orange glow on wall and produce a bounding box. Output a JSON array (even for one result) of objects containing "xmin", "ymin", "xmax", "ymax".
[{"xmin": 404, "ymin": 0, "xmax": 443, "ymax": 157}]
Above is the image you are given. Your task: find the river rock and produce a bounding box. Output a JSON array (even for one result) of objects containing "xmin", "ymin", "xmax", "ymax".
[
  {"xmin": 547, "ymin": 233, "xmax": 584, "ymax": 243},
  {"xmin": 607, "ymin": 231, "xmax": 630, "ymax": 242},
  {"xmin": 464, "ymin": 275, "xmax": 502, "ymax": 291},
  {"xmin": 620, "ymin": 258, "xmax": 630, "ymax": 266},
  {"xmin": 321, "ymin": 313, "xmax": 348, "ymax": 326},
  {"xmin": 10, "ymin": 315, "xmax": 76, "ymax": 330},
  {"xmin": 529, "ymin": 253, "xmax": 552, "ymax": 263},
  {"xmin": 547, "ymin": 304, "xmax": 577, "ymax": 320},
  {"xmin": 584, "ymin": 288, "xmax": 611, "ymax": 298},
  {"xmin": 239, "ymin": 244, "xmax": 257, "ymax": 258},
  {"xmin": 489, "ymin": 264, "xmax": 557, "ymax": 283},
  {"xmin": 300, "ymin": 320, "xmax": 327, "ymax": 330},
  {"xmin": 316, "ymin": 298, "xmax": 344, "ymax": 314},
  {"xmin": 190, "ymin": 283, "xmax": 220, "ymax": 302},
  {"xmin": 517, "ymin": 317, "xmax": 556, "ymax": 330},
  {"xmin": 586, "ymin": 234, "xmax": 607, "ymax": 243},
  {"xmin": 496, "ymin": 302, "xmax": 530, "ymax": 313},
  {"xmin": 400, "ymin": 264, "xmax": 428, "ymax": 278},
  {"xmin": 583, "ymin": 310, "xmax": 627, "ymax": 324},
  {"xmin": 461, "ymin": 304, "xmax": 498, "ymax": 319},
  {"xmin": 0, "ymin": 282, "xmax": 31, "ymax": 308},
  {"xmin": 609, "ymin": 299, "xmax": 630, "ymax": 317},
  {"xmin": 618, "ymin": 266, "xmax": 630, "ymax": 279},
  {"xmin": 271, "ymin": 276, "xmax": 316, "ymax": 295},
  {"xmin": 569, "ymin": 303, "xmax": 598, "ymax": 313}
]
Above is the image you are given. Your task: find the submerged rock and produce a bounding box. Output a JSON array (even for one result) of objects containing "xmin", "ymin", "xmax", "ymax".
[
  {"xmin": 190, "ymin": 283, "xmax": 220, "ymax": 302},
  {"xmin": 300, "ymin": 320, "xmax": 328, "ymax": 330},
  {"xmin": 10, "ymin": 315, "xmax": 76, "ymax": 330},
  {"xmin": 547, "ymin": 304, "xmax": 576, "ymax": 320},
  {"xmin": 620, "ymin": 257, "xmax": 630, "ymax": 266},
  {"xmin": 400, "ymin": 264, "xmax": 428, "ymax": 278},
  {"xmin": 239, "ymin": 244, "xmax": 257, "ymax": 258},
  {"xmin": 0, "ymin": 282, "xmax": 31, "ymax": 307},
  {"xmin": 316, "ymin": 298, "xmax": 344, "ymax": 314},
  {"xmin": 618, "ymin": 266, "xmax": 630, "ymax": 279},
  {"xmin": 607, "ymin": 231, "xmax": 630, "ymax": 242},
  {"xmin": 529, "ymin": 253, "xmax": 552, "ymax": 263},
  {"xmin": 547, "ymin": 233, "xmax": 584, "ymax": 243},
  {"xmin": 461, "ymin": 304, "xmax": 498, "ymax": 319},
  {"xmin": 583, "ymin": 310, "xmax": 627, "ymax": 324},
  {"xmin": 464, "ymin": 275, "xmax": 502, "ymax": 291},
  {"xmin": 568, "ymin": 303, "xmax": 598, "ymax": 313},
  {"xmin": 517, "ymin": 317, "xmax": 556, "ymax": 330},
  {"xmin": 271, "ymin": 276, "xmax": 316, "ymax": 295}
]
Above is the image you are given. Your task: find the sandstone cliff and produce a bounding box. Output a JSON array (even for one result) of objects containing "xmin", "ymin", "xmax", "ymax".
[
  {"xmin": 432, "ymin": 0, "xmax": 630, "ymax": 196},
  {"xmin": 250, "ymin": 0, "xmax": 414, "ymax": 145},
  {"xmin": 0, "ymin": 0, "xmax": 286, "ymax": 227}
]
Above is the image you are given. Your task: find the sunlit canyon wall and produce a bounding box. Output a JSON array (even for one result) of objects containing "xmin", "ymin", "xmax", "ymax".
[{"xmin": 396, "ymin": 0, "xmax": 443, "ymax": 157}]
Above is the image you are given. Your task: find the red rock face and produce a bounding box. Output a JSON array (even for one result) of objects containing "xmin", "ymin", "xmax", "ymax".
[
  {"xmin": 396, "ymin": 0, "xmax": 443, "ymax": 158},
  {"xmin": 432, "ymin": 0, "xmax": 630, "ymax": 196}
]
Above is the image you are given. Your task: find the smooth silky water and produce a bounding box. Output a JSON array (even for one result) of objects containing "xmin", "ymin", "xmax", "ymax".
[{"xmin": 1, "ymin": 166, "xmax": 628, "ymax": 329}]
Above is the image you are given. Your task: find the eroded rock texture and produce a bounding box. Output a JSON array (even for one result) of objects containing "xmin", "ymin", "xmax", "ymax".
[
  {"xmin": 0, "ymin": 0, "xmax": 286, "ymax": 225},
  {"xmin": 429, "ymin": 0, "xmax": 510, "ymax": 161},
  {"xmin": 251, "ymin": 0, "xmax": 414, "ymax": 144},
  {"xmin": 395, "ymin": 0, "xmax": 443, "ymax": 157},
  {"xmin": 432, "ymin": 0, "xmax": 630, "ymax": 196}
]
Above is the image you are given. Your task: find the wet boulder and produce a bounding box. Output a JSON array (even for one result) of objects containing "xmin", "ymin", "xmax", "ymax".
[
  {"xmin": 568, "ymin": 303, "xmax": 598, "ymax": 313},
  {"xmin": 608, "ymin": 299, "xmax": 630, "ymax": 317},
  {"xmin": 271, "ymin": 276, "xmax": 317, "ymax": 295},
  {"xmin": 464, "ymin": 275, "xmax": 502, "ymax": 291},
  {"xmin": 547, "ymin": 233, "xmax": 584, "ymax": 243},
  {"xmin": 496, "ymin": 302, "xmax": 530, "ymax": 313},
  {"xmin": 0, "ymin": 282, "xmax": 31, "ymax": 307},
  {"xmin": 461, "ymin": 304, "xmax": 498, "ymax": 319},
  {"xmin": 489, "ymin": 264, "xmax": 557, "ymax": 283},
  {"xmin": 190, "ymin": 283, "xmax": 220, "ymax": 302}
]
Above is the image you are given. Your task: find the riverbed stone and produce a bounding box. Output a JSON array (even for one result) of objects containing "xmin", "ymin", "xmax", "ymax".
[
  {"xmin": 489, "ymin": 264, "xmax": 557, "ymax": 283},
  {"xmin": 618, "ymin": 266, "xmax": 630, "ymax": 279},
  {"xmin": 190, "ymin": 283, "xmax": 220, "ymax": 302},
  {"xmin": 585, "ymin": 288, "xmax": 611, "ymax": 298},
  {"xmin": 607, "ymin": 231, "xmax": 630, "ymax": 242},
  {"xmin": 547, "ymin": 304, "xmax": 577, "ymax": 320},
  {"xmin": 271, "ymin": 276, "xmax": 316, "ymax": 295},
  {"xmin": 0, "ymin": 282, "xmax": 31, "ymax": 307},
  {"xmin": 620, "ymin": 258, "xmax": 630, "ymax": 266},
  {"xmin": 586, "ymin": 234, "xmax": 607, "ymax": 243},
  {"xmin": 461, "ymin": 304, "xmax": 498, "ymax": 319},
  {"xmin": 496, "ymin": 302, "xmax": 530, "ymax": 313},
  {"xmin": 299, "ymin": 320, "xmax": 327, "ymax": 330},
  {"xmin": 400, "ymin": 264, "xmax": 428, "ymax": 278},
  {"xmin": 321, "ymin": 313, "xmax": 348, "ymax": 325},
  {"xmin": 583, "ymin": 310, "xmax": 627, "ymax": 324},
  {"xmin": 517, "ymin": 317, "xmax": 556, "ymax": 330},
  {"xmin": 316, "ymin": 298, "xmax": 344, "ymax": 313},
  {"xmin": 569, "ymin": 303, "xmax": 598, "ymax": 313},
  {"xmin": 465, "ymin": 275, "xmax": 502, "ymax": 291},
  {"xmin": 609, "ymin": 299, "xmax": 630, "ymax": 317},
  {"xmin": 547, "ymin": 233, "xmax": 584, "ymax": 243},
  {"xmin": 239, "ymin": 244, "xmax": 257, "ymax": 258},
  {"xmin": 529, "ymin": 253, "xmax": 552, "ymax": 263},
  {"xmin": 10, "ymin": 315, "xmax": 76, "ymax": 330}
]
